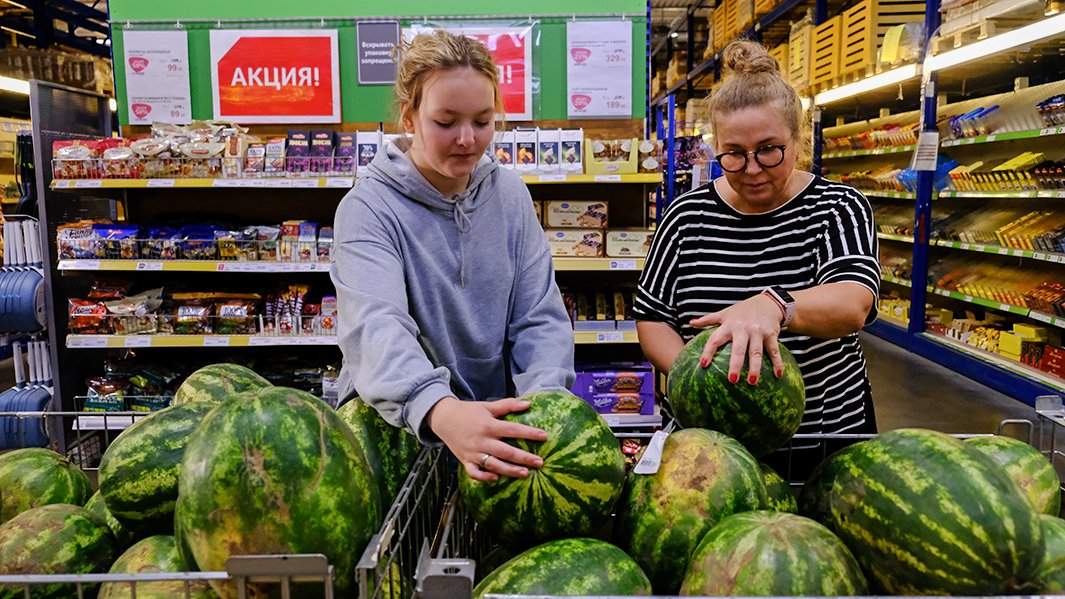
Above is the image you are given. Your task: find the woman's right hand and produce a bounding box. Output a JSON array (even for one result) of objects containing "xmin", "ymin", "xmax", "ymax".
[{"xmin": 428, "ymin": 397, "xmax": 547, "ymax": 482}]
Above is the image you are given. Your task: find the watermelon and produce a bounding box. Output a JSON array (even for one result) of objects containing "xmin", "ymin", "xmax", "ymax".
[
  {"xmin": 681, "ymin": 510, "xmax": 868, "ymax": 596},
  {"xmin": 99, "ymin": 536, "xmax": 214, "ymax": 599},
  {"xmin": 472, "ymin": 538, "xmax": 651, "ymax": 598},
  {"xmin": 176, "ymin": 386, "xmax": 381, "ymax": 598},
  {"xmin": 0, "ymin": 448, "xmax": 91, "ymax": 524},
  {"xmin": 1035, "ymin": 514, "xmax": 1065, "ymax": 592},
  {"xmin": 0, "ymin": 504, "xmax": 116, "ymax": 599},
  {"xmin": 172, "ymin": 363, "xmax": 271, "ymax": 405},
  {"xmin": 797, "ymin": 441, "xmax": 868, "ymax": 523},
  {"xmin": 99, "ymin": 401, "xmax": 217, "ymax": 530},
  {"xmin": 760, "ymin": 462, "xmax": 798, "ymax": 513},
  {"xmin": 85, "ymin": 491, "xmax": 132, "ymax": 549},
  {"xmin": 967, "ymin": 435, "xmax": 1061, "ymax": 515},
  {"xmin": 458, "ymin": 390, "xmax": 625, "ymax": 544},
  {"xmin": 808, "ymin": 428, "xmax": 1043, "ymax": 595},
  {"xmin": 336, "ymin": 397, "xmax": 420, "ymax": 503},
  {"xmin": 667, "ymin": 328, "xmax": 805, "ymax": 456},
  {"xmin": 618, "ymin": 428, "xmax": 767, "ymax": 594}
]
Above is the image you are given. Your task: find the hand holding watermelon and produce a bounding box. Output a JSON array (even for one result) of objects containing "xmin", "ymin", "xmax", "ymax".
[
  {"xmin": 688, "ymin": 293, "xmax": 787, "ymax": 385},
  {"xmin": 428, "ymin": 396, "xmax": 547, "ymax": 482}
]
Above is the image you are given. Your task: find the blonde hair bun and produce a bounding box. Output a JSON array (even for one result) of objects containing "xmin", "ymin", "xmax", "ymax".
[{"xmin": 722, "ymin": 40, "xmax": 779, "ymax": 76}]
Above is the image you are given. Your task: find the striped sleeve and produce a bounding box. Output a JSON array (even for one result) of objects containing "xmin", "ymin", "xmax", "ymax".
[
  {"xmin": 815, "ymin": 187, "xmax": 880, "ymax": 324},
  {"xmin": 633, "ymin": 196, "xmax": 690, "ymax": 328}
]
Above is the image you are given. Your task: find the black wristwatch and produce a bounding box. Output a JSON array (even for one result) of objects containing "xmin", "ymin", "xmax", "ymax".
[{"xmin": 761, "ymin": 286, "xmax": 796, "ymax": 330}]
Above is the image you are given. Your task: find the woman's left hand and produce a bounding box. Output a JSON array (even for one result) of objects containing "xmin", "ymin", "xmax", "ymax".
[{"xmin": 689, "ymin": 294, "xmax": 787, "ymax": 385}]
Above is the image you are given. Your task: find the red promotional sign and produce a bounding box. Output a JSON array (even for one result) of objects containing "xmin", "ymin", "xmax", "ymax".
[
  {"xmin": 405, "ymin": 26, "xmax": 533, "ymax": 121},
  {"xmin": 210, "ymin": 29, "xmax": 341, "ymax": 123}
]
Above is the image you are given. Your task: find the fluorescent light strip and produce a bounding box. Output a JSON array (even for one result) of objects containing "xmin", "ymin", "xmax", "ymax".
[
  {"xmin": 814, "ymin": 64, "xmax": 919, "ymax": 106},
  {"xmin": 0, "ymin": 75, "xmax": 30, "ymax": 95},
  {"xmin": 926, "ymin": 12, "xmax": 1065, "ymax": 72}
]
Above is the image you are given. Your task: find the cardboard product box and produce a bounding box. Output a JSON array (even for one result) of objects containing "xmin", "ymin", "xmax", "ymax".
[
  {"xmin": 606, "ymin": 229, "xmax": 654, "ymax": 258},
  {"xmin": 515, "ymin": 129, "xmax": 537, "ymax": 172},
  {"xmin": 546, "ymin": 200, "xmax": 608, "ymax": 228},
  {"xmin": 587, "ymin": 392, "xmax": 655, "ymax": 415},
  {"xmin": 334, "ymin": 133, "xmax": 356, "ymax": 174},
  {"xmin": 286, "ymin": 130, "xmax": 311, "ymax": 174},
  {"xmin": 560, "ymin": 129, "xmax": 583, "ymax": 173},
  {"xmin": 356, "ymin": 131, "xmax": 382, "ymax": 177},
  {"xmin": 537, "ymin": 128, "xmax": 561, "ymax": 173},
  {"xmin": 264, "ymin": 137, "xmax": 286, "ymax": 174},
  {"xmin": 545, "ymin": 229, "xmax": 604, "ymax": 257},
  {"xmin": 494, "ymin": 130, "xmax": 516, "ymax": 168}
]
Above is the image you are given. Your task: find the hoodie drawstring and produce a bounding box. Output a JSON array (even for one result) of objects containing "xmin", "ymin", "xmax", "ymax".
[{"xmin": 452, "ymin": 200, "xmax": 473, "ymax": 288}]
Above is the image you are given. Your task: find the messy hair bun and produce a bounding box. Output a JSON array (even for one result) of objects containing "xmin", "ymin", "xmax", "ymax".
[{"xmin": 722, "ymin": 40, "xmax": 780, "ymax": 76}]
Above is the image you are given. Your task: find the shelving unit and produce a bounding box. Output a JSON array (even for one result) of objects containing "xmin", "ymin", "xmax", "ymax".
[
  {"xmin": 57, "ymin": 257, "xmax": 648, "ymax": 273},
  {"xmin": 65, "ymin": 331, "xmax": 640, "ymax": 349},
  {"xmin": 49, "ymin": 173, "xmax": 663, "ymax": 190}
]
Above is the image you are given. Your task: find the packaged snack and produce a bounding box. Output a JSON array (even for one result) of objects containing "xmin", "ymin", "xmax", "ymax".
[
  {"xmin": 180, "ymin": 225, "xmax": 220, "ymax": 260},
  {"xmin": 257, "ymin": 225, "xmax": 280, "ymax": 261},
  {"xmin": 245, "ymin": 143, "xmax": 266, "ymax": 174},
  {"xmin": 130, "ymin": 395, "xmax": 172, "ymax": 412},
  {"xmin": 320, "ymin": 295, "xmax": 337, "ymax": 332},
  {"xmin": 317, "ymin": 226, "xmax": 334, "ymax": 262},
  {"xmin": 100, "ymin": 140, "xmax": 137, "ymax": 178},
  {"xmin": 286, "ymin": 130, "xmax": 311, "ymax": 173},
  {"xmin": 178, "ymin": 142, "xmax": 225, "ymax": 178},
  {"xmin": 215, "ymin": 230, "xmax": 242, "ymax": 260},
  {"xmin": 545, "ymin": 229, "xmax": 605, "ymax": 257},
  {"xmin": 68, "ymin": 298, "xmax": 109, "ymax": 334},
  {"xmin": 494, "ymin": 130, "xmax": 515, "ymax": 167},
  {"xmin": 173, "ymin": 302, "xmax": 212, "ymax": 334},
  {"xmin": 515, "ymin": 129, "xmax": 537, "ymax": 172},
  {"xmin": 560, "ymin": 129, "xmax": 583, "ymax": 173},
  {"xmin": 356, "ymin": 131, "xmax": 382, "ymax": 176},
  {"xmin": 91, "ymin": 224, "xmax": 140, "ymax": 259},
  {"xmin": 264, "ymin": 137, "xmax": 286, "ymax": 174},
  {"xmin": 310, "ymin": 130, "xmax": 335, "ymax": 173},
  {"xmin": 537, "ymin": 129, "xmax": 561, "ymax": 173},
  {"xmin": 57, "ymin": 221, "xmax": 100, "ymax": 259},
  {"xmin": 106, "ymin": 288, "xmax": 163, "ymax": 335},
  {"xmin": 606, "ymin": 229, "xmax": 654, "ymax": 258},
  {"xmin": 221, "ymin": 128, "xmax": 249, "ymax": 178},
  {"xmin": 546, "ymin": 201, "xmax": 608, "ymax": 228},
  {"xmin": 589, "ymin": 392, "xmax": 646, "ymax": 413},
  {"xmin": 84, "ymin": 377, "xmax": 128, "ymax": 412},
  {"xmin": 140, "ymin": 227, "xmax": 180, "ymax": 260},
  {"xmin": 52, "ymin": 140, "xmax": 97, "ymax": 179},
  {"xmin": 216, "ymin": 299, "xmax": 258, "ymax": 334},
  {"xmin": 238, "ymin": 226, "xmax": 260, "ymax": 261},
  {"xmin": 87, "ymin": 279, "xmax": 131, "ymax": 301},
  {"xmin": 334, "ymin": 133, "xmax": 356, "ymax": 174},
  {"xmin": 298, "ymin": 221, "xmax": 318, "ymax": 262},
  {"xmin": 280, "ymin": 221, "xmax": 302, "ymax": 261},
  {"xmin": 265, "ymin": 285, "xmax": 309, "ymax": 335}
]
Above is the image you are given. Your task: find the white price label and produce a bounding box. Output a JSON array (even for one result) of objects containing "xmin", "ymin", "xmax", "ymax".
[
  {"xmin": 69, "ymin": 336, "xmax": 108, "ymax": 348},
  {"xmin": 999, "ymin": 303, "xmax": 1013, "ymax": 312},
  {"xmin": 538, "ymin": 174, "xmax": 567, "ymax": 182},
  {"xmin": 124, "ymin": 336, "xmax": 152, "ymax": 348},
  {"xmin": 610, "ymin": 259, "xmax": 637, "ymax": 270},
  {"xmin": 292, "ymin": 179, "xmax": 318, "ymax": 188},
  {"xmin": 973, "ymin": 245, "xmax": 986, "ymax": 252},
  {"xmin": 55, "ymin": 180, "xmax": 72, "ymax": 188},
  {"xmin": 249, "ymin": 337, "xmax": 277, "ymax": 346},
  {"xmin": 1042, "ymin": 128, "xmax": 1057, "ymax": 136},
  {"xmin": 147, "ymin": 179, "xmax": 175, "ymax": 188},
  {"xmin": 213, "ymin": 179, "xmax": 236, "ymax": 187},
  {"xmin": 203, "ymin": 336, "xmax": 231, "ymax": 347},
  {"xmin": 997, "ymin": 247, "xmax": 1010, "ymax": 255},
  {"xmin": 596, "ymin": 331, "xmax": 625, "ymax": 343},
  {"xmin": 75, "ymin": 180, "xmax": 103, "ymax": 188},
  {"xmin": 1033, "ymin": 252, "xmax": 1049, "ymax": 262},
  {"xmin": 594, "ymin": 174, "xmax": 623, "ymax": 182},
  {"xmin": 633, "ymin": 429, "xmax": 670, "ymax": 475},
  {"xmin": 75, "ymin": 259, "xmax": 101, "ymax": 270},
  {"xmin": 1031, "ymin": 312, "xmax": 1052, "ymax": 324},
  {"xmin": 136, "ymin": 261, "xmax": 164, "ymax": 271},
  {"xmin": 985, "ymin": 135, "xmax": 996, "ymax": 142},
  {"xmin": 963, "ymin": 295, "xmax": 974, "ymax": 302},
  {"xmin": 602, "ymin": 415, "xmax": 621, "ymax": 427},
  {"xmin": 326, "ymin": 178, "xmax": 354, "ymax": 188}
]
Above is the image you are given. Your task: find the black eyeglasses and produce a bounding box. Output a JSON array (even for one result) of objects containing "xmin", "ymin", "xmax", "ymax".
[{"xmin": 714, "ymin": 144, "xmax": 787, "ymax": 173}]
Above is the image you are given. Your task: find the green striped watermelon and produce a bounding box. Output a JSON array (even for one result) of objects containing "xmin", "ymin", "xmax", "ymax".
[
  {"xmin": 458, "ymin": 390, "xmax": 625, "ymax": 544},
  {"xmin": 0, "ymin": 448, "xmax": 91, "ymax": 524},
  {"xmin": 681, "ymin": 511, "xmax": 867, "ymax": 596},
  {"xmin": 967, "ymin": 435, "xmax": 1061, "ymax": 515},
  {"xmin": 809, "ymin": 428, "xmax": 1043, "ymax": 595},
  {"xmin": 760, "ymin": 462, "xmax": 798, "ymax": 513},
  {"xmin": 472, "ymin": 538, "xmax": 651, "ymax": 598},
  {"xmin": 172, "ymin": 363, "xmax": 271, "ymax": 406},
  {"xmin": 99, "ymin": 536, "xmax": 214, "ymax": 599},
  {"xmin": 0, "ymin": 504, "xmax": 116, "ymax": 599},
  {"xmin": 797, "ymin": 442, "xmax": 868, "ymax": 523},
  {"xmin": 99, "ymin": 401, "xmax": 217, "ymax": 530},
  {"xmin": 667, "ymin": 328, "xmax": 805, "ymax": 456},
  {"xmin": 176, "ymin": 386, "xmax": 381, "ymax": 598},
  {"xmin": 1035, "ymin": 514, "xmax": 1065, "ymax": 592},
  {"xmin": 618, "ymin": 429, "xmax": 767, "ymax": 594},
  {"xmin": 85, "ymin": 491, "xmax": 132, "ymax": 550},
  {"xmin": 336, "ymin": 397, "xmax": 420, "ymax": 503}
]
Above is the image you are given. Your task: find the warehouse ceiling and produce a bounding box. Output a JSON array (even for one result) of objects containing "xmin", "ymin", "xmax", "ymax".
[{"xmin": 0, "ymin": 0, "xmax": 111, "ymax": 58}]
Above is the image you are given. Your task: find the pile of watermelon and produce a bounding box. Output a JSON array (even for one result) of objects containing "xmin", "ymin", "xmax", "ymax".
[{"xmin": 0, "ymin": 363, "xmax": 420, "ymax": 598}]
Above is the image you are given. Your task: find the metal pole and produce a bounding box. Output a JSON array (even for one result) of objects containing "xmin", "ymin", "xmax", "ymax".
[
  {"xmin": 811, "ymin": 108, "xmax": 823, "ymax": 175},
  {"xmin": 667, "ymin": 94, "xmax": 677, "ymax": 207}
]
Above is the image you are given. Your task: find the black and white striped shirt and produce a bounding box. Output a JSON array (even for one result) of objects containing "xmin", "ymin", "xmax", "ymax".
[{"xmin": 635, "ymin": 176, "xmax": 880, "ymax": 435}]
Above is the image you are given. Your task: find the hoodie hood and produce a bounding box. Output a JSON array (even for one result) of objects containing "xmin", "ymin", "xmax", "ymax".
[{"xmin": 365, "ymin": 136, "xmax": 498, "ymax": 287}]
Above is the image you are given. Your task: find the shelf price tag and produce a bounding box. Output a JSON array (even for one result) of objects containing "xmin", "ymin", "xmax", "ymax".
[
  {"xmin": 124, "ymin": 336, "xmax": 152, "ymax": 348},
  {"xmin": 997, "ymin": 247, "xmax": 1010, "ymax": 255},
  {"xmin": 75, "ymin": 180, "xmax": 103, "ymax": 188},
  {"xmin": 326, "ymin": 178, "xmax": 354, "ymax": 188},
  {"xmin": 1041, "ymin": 128, "xmax": 1057, "ymax": 136},
  {"xmin": 610, "ymin": 259, "xmax": 637, "ymax": 270},
  {"xmin": 538, "ymin": 174, "xmax": 567, "ymax": 183},
  {"xmin": 147, "ymin": 179, "xmax": 175, "ymax": 188},
  {"xmin": 69, "ymin": 336, "xmax": 108, "ymax": 348},
  {"xmin": 596, "ymin": 331, "xmax": 625, "ymax": 343},
  {"xmin": 136, "ymin": 261, "xmax": 164, "ymax": 271},
  {"xmin": 249, "ymin": 337, "xmax": 277, "ymax": 346},
  {"xmin": 594, "ymin": 174, "xmax": 622, "ymax": 182},
  {"xmin": 75, "ymin": 259, "xmax": 100, "ymax": 270},
  {"xmin": 204, "ymin": 336, "xmax": 231, "ymax": 347},
  {"xmin": 985, "ymin": 135, "xmax": 996, "ymax": 142}
]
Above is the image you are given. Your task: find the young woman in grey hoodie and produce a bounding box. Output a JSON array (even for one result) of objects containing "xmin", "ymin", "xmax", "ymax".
[{"xmin": 331, "ymin": 30, "xmax": 576, "ymax": 482}]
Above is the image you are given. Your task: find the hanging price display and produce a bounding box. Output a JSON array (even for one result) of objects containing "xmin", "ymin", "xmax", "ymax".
[
  {"xmin": 122, "ymin": 30, "xmax": 192, "ymax": 125},
  {"xmin": 566, "ymin": 20, "xmax": 632, "ymax": 118}
]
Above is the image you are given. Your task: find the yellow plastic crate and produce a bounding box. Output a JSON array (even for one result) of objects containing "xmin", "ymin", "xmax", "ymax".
[
  {"xmin": 788, "ymin": 14, "xmax": 813, "ymax": 91},
  {"xmin": 725, "ymin": 0, "xmax": 741, "ymax": 41},
  {"xmin": 840, "ymin": 0, "xmax": 926, "ymax": 77},
  {"xmin": 712, "ymin": 6, "xmax": 729, "ymax": 52},
  {"xmin": 811, "ymin": 15, "xmax": 842, "ymax": 88},
  {"xmin": 736, "ymin": 0, "xmax": 755, "ymax": 34},
  {"xmin": 769, "ymin": 43, "xmax": 790, "ymax": 84},
  {"xmin": 755, "ymin": 0, "xmax": 779, "ymax": 18}
]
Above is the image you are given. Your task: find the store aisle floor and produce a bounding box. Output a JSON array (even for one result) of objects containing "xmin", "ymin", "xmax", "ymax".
[{"xmin": 861, "ymin": 332, "xmax": 1039, "ymax": 434}]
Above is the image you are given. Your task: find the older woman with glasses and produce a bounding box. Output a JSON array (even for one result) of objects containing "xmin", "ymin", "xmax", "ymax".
[{"xmin": 635, "ymin": 40, "xmax": 880, "ymax": 475}]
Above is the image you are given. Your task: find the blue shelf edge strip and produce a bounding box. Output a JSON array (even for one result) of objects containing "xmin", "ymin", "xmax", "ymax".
[{"xmin": 865, "ymin": 320, "xmax": 1058, "ymax": 407}]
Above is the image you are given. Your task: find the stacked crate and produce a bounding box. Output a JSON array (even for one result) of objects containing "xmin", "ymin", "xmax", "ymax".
[
  {"xmin": 840, "ymin": 0, "xmax": 926, "ymax": 79},
  {"xmin": 788, "ymin": 12, "xmax": 814, "ymax": 92},
  {"xmin": 755, "ymin": 0, "xmax": 780, "ymax": 18},
  {"xmin": 712, "ymin": 5, "xmax": 729, "ymax": 53},
  {"xmin": 811, "ymin": 15, "xmax": 843, "ymax": 90},
  {"xmin": 769, "ymin": 43, "xmax": 791, "ymax": 84}
]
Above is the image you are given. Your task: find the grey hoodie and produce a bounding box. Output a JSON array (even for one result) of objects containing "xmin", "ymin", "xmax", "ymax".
[{"xmin": 331, "ymin": 139, "xmax": 575, "ymax": 443}]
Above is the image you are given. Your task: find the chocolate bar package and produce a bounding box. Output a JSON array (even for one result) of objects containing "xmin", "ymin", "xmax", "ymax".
[
  {"xmin": 334, "ymin": 133, "xmax": 356, "ymax": 174},
  {"xmin": 287, "ymin": 131, "xmax": 311, "ymax": 173},
  {"xmin": 310, "ymin": 130, "xmax": 334, "ymax": 173}
]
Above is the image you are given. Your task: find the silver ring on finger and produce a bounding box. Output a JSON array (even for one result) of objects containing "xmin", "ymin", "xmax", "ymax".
[{"xmin": 479, "ymin": 453, "xmax": 493, "ymax": 469}]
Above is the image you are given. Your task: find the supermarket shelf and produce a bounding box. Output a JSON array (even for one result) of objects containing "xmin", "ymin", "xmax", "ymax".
[
  {"xmin": 941, "ymin": 126, "xmax": 1065, "ymax": 147},
  {"xmin": 877, "ymin": 233, "xmax": 914, "ymax": 243},
  {"xmin": 66, "ymin": 335, "xmax": 340, "ymax": 348},
  {"xmin": 928, "ymin": 287, "xmax": 1065, "ymax": 329},
  {"xmin": 921, "ymin": 333, "xmax": 1065, "ymax": 393},
  {"xmin": 573, "ymin": 330, "xmax": 640, "ymax": 345},
  {"xmin": 58, "ymin": 259, "xmax": 332, "ymax": 273},
  {"xmin": 823, "ymin": 145, "xmax": 915, "ymax": 159},
  {"xmin": 552, "ymin": 257, "xmax": 646, "ymax": 271},
  {"xmin": 932, "ymin": 240, "xmax": 1065, "ymax": 264},
  {"xmin": 520, "ymin": 173, "xmax": 662, "ymax": 185},
  {"xmin": 858, "ymin": 190, "xmax": 916, "ymax": 200},
  {"xmin": 880, "ymin": 273, "xmax": 912, "ymax": 288},
  {"xmin": 878, "ymin": 316, "xmax": 910, "ymax": 329},
  {"xmin": 938, "ymin": 190, "xmax": 1065, "ymax": 199},
  {"xmin": 50, "ymin": 178, "xmax": 355, "ymax": 190},
  {"xmin": 68, "ymin": 331, "xmax": 637, "ymax": 348}
]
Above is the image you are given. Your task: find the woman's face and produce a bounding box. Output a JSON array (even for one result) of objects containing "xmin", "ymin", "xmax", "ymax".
[
  {"xmin": 405, "ymin": 67, "xmax": 496, "ymax": 183},
  {"xmin": 714, "ymin": 103, "xmax": 800, "ymax": 207}
]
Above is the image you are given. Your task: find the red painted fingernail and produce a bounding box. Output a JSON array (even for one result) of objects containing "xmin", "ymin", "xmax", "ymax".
[
  {"xmin": 728, "ymin": 373, "xmax": 739, "ymax": 384},
  {"xmin": 775, "ymin": 367, "xmax": 783, "ymax": 378},
  {"xmin": 700, "ymin": 358, "xmax": 709, "ymax": 368},
  {"xmin": 748, "ymin": 375, "xmax": 757, "ymax": 385}
]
